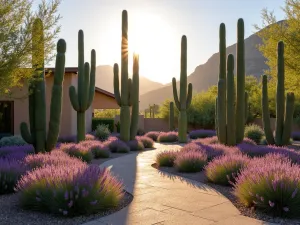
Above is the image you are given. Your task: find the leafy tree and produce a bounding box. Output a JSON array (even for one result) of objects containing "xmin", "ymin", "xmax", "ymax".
[
  {"xmin": 94, "ymin": 109, "xmax": 120, "ymax": 118},
  {"xmin": 0, "ymin": 0, "xmax": 61, "ymax": 95},
  {"xmin": 254, "ymin": 0, "xmax": 300, "ymax": 94}
]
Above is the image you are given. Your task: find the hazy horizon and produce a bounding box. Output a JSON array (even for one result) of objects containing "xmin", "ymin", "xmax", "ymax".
[{"xmin": 37, "ymin": 0, "xmax": 285, "ymax": 84}]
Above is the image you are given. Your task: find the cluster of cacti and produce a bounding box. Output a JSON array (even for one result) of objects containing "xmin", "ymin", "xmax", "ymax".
[
  {"xmin": 216, "ymin": 19, "xmax": 248, "ymax": 146},
  {"xmin": 20, "ymin": 18, "xmax": 66, "ymax": 153},
  {"xmin": 169, "ymin": 102, "xmax": 175, "ymax": 131},
  {"xmin": 114, "ymin": 10, "xmax": 140, "ymax": 141},
  {"xmin": 69, "ymin": 30, "xmax": 96, "ymax": 143},
  {"xmin": 262, "ymin": 41, "xmax": 295, "ymax": 146},
  {"xmin": 172, "ymin": 35, "xmax": 193, "ymax": 143},
  {"xmin": 148, "ymin": 104, "xmax": 156, "ymax": 118}
]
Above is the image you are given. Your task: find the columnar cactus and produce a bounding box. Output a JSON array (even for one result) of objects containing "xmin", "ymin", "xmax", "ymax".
[
  {"xmin": 262, "ymin": 41, "xmax": 295, "ymax": 146},
  {"xmin": 114, "ymin": 10, "xmax": 137, "ymax": 142},
  {"xmin": 69, "ymin": 30, "xmax": 96, "ymax": 142},
  {"xmin": 20, "ymin": 18, "xmax": 66, "ymax": 153},
  {"xmin": 130, "ymin": 54, "xmax": 140, "ymax": 140},
  {"xmin": 216, "ymin": 19, "xmax": 248, "ymax": 146},
  {"xmin": 169, "ymin": 101, "xmax": 175, "ymax": 131},
  {"xmin": 172, "ymin": 35, "xmax": 193, "ymax": 143}
]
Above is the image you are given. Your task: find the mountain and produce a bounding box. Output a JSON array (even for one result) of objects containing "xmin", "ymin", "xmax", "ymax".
[
  {"xmin": 95, "ymin": 65, "xmax": 164, "ymax": 95},
  {"xmin": 139, "ymin": 32, "xmax": 269, "ymax": 110}
]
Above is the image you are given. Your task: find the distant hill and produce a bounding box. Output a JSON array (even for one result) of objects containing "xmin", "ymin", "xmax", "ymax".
[
  {"xmin": 95, "ymin": 65, "xmax": 164, "ymax": 95},
  {"xmin": 139, "ymin": 32, "xmax": 269, "ymax": 110}
]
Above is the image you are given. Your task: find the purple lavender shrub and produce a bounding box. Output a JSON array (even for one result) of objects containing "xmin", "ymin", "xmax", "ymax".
[
  {"xmin": 16, "ymin": 164, "xmax": 124, "ymax": 216},
  {"xmin": 233, "ymin": 155, "xmax": 300, "ymax": 217},
  {"xmin": 189, "ymin": 130, "xmax": 216, "ymax": 139},
  {"xmin": 103, "ymin": 138, "xmax": 130, "ymax": 153},
  {"xmin": 136, "ymin": 136, "xmax": 154, "ymax": 148},
  {"xmin": 193, "ymin": 136, "xmax": 219, "ymax": 145},
  {"xmin": 0, "ymin": 158, "xmax": 27, "ymax": 194},
  {"xmin": 157, "ymin": 132, "xmax": 178, "ymax": 143},
  {"xmin": 144, "ymin": 131, "xmax": 160, "ymax": 141},
  {"xmin": 205, "ymin": 154, "xmax": 250, "ymax": 186},
  {"xmin": 126, "ymin": 140, "xmax": 144, "ymax": 151},
  {"xmin": 242, "ymin": 137, "xmax": 257, "ymax": 146},
  {"xmin": 174, "ymin": 150, "xmax": 207, "ymax": 173},
  {"xmin": 60, "ymin": 143, "xmax": 93, "ymax": 163},
  {"xmin": 156, "ymin": 150, "xmax": 178, "ymax": 167},
  {"xmin": 0, "ymin": 145, "xmax": 34, "ymax": 159}
]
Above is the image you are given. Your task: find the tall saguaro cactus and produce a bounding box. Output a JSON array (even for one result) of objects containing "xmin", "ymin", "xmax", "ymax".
[
  {"xmin": 216, "ymin": 19, "xmax": 248, "ymax": 146},
  {"xmin": 69, "ymin": 30, "xmax": 96, "ymax": 142},
  {"xmin": 262, "ymin": 41, "xmax": 295, "ymax": 146},
  {"xmin": 130, "ymin": 54, "xmax": 140, "ymax": 140},
  {"xmin": 172, "ymin": 35, "xmax": 193, "ymax": 143},
  {"xmin": 169, "ymin": 101, "xmax": 175, "ymax": 131},
  {"xmin": 20, "ymin": 18, "xmax": 66, "ymax": 153},
  {"xmin": 114, "ymin": 10, "xmax": 133, "ymax": 142}
]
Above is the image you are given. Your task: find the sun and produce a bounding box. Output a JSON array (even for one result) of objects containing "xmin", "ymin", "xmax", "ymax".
[{"xmin": 126, "ymin": 12, "xmax": 179, "ymax": 83}]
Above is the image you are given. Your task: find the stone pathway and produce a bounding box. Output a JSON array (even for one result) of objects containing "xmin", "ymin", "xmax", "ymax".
[{"xmin": 83, "ymin": 143, "xmax": 276, "ymax": 225}]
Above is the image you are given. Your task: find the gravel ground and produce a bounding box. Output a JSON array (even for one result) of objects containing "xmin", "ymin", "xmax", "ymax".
[{"xmin": 154, "ymin": 163, "xmax": 300, "ymax": 225}]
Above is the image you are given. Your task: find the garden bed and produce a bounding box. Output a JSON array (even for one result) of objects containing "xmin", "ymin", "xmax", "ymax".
[
  {"xmin": 0, "ymin": 190, "xmax": 133, "ymax": 225},
  {"xmin": 152, "ymin": 163, "xmax": 300, "ymax": 225}
]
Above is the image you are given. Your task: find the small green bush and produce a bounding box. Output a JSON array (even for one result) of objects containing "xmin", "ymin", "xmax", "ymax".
[
  {"xmin": 0, "ymin": 135, "xmax": 27, "ymax": 147},
  {"xmin": 244, "ymin": 124, "xmax": 264, "ymax": 144},
  {"xmin": 92, "ymin": 118, "xmax": 114, "ymax": 132},
  {"xmin": 95, "ymin": 124, "xmax": 111, "ymax": 141}
]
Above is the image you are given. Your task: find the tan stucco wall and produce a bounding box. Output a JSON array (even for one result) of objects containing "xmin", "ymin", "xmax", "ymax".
[{"xmin": 92, "ymin": 92, "xmax": 119, "ymax": 109}]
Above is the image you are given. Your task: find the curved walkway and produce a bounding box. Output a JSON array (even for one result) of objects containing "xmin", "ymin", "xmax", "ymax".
[{"xmin": 83, "ymin": 143, "xmax": 276, "ymax": 225}]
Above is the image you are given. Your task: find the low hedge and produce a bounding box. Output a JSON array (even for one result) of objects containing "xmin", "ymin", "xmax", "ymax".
[{"xmin": 92, "ymin": 118, "xmax": 114, "ymax": 132}]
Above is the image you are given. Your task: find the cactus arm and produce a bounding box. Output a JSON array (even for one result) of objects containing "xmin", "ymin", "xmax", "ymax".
[
  {"xmin": 169, "ymin": 101, "xmax": 175, "ymax": 131},
  {"xmin": 46, "ymin": 39, "xmax": 66, "ymax": 152},
  {"xmin": 180, "ymin": 35, "xmax": 187, "ymax": 109},
  {"xmin": 217, "ymin": 79, "xmax": 227, "ymax": 144},
  {"xmin": 215, "ymin": 97, "xmax": 219, "ymax": 139},
  {"xmin": 219, "ymin": 23, "xmax": 226, "ymax": 81},
  {"xmin": 281, "ymin": 92, "xmax": 295, "ymax": 145},
  {"xmin": 20, "ymin": 122, "xmax": 33, "ymax": 144},
  {"xmin": 128, "ymin": 78, "xmax": 132, "ymax": 107},
  {"xmin": 235, "ymin": 18, "xmax": 245, "ymax": 143},
  {"xmin": 261, "ymin": 75, "xmax": 275, "ymax": 145},
  {"xmin": 130, "ymin": 54, "xmax": 139, "ymax": 140},
  {"xmin": 87, "ymin": 49, "xmax": 96, "ymax": 108},
  {"xmin": 226, "ymin": 54, "xmax": 236, "ymax": 146},
  {"xmin": 172, "ymin": 78, "xmax": 180, "ymax": 109},
  {"xmin": 113, "ymin": 63, "xmax": 122, "ymax": 106},
  {"xmin": 78, "ymin": 30, "xmax": 84, "ymax": 108},
  {"xmin": 186, "ymin": 83, "xmax": 193, "ymax": 109},
  {"xmin": 82, "ymin": 62, "xmax": 90, "ymax": 110},
  {"xmin": 69, "ymin": 86, "xmax": 80, "ymax": 111},
  {"xmin": 121, "ymin": 10, "xmax": 129, "ymax": 106},
  {"xmin": 275, "ymin": 41, "xmax": 285, "ymax": 145},
  {"xmin": 244, "ymin": 92, "xmax": 249, "ymax": 124}
]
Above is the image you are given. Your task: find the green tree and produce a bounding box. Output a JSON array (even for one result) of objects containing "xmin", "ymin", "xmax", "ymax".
[
  {"xmin": 0, "ymin": 0, "xmax": 61, "ymax": 95},
  {"xmin": 254, "ymin": 0, "xmax": 300, "ymax": 93}
]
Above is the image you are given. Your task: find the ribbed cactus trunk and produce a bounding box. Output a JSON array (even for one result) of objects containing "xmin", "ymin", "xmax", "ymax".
[
  {"xmin": 20, "ymin": 18, "xmax": 66, "ymax": 153},
  {"xmin": 216, "ymin": 19, "xmax": 247, "ymax": 146},
  {"xmin": 261, "ymin": 41, "xmax": 295, "ymax": 146},
  {"xmin": 130, "ymin": 54, "xmax": 140, "ymax": 140},
  {"xmin": 69, "ymin": 30, "xmax": 96, "ymax": 142},
  {"xmin": 169, "ymin": 102, "xmax": 175, "ymax": 131},
  {"xmin": 172, "ymin": 35, "xmax": 193, "ymax": 143},
  {"xmin": 114, "ymin": 10, "xmax": 132, "ymax": 142}
]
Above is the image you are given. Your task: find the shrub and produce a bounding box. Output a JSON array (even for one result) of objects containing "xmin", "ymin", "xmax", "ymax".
[
  {"xmin": 23, "ymin": 150, "xmax": 86, "ymax": 169},
  {"xmin": 193, "ymin": 136, "xmax": 219, "ymax": 145},
  {"xmin": 144, "ymin": 131, "xmax": 160, "ymax": 141},
  {"xmin": 189, "ymin": 130, "xmax": 216, "ymax": 139},
  {"xmin": 157, "ymin": 132, "xmax": 178, "ymax": 143},
  {"xmin": 181, "ymin": 142, "xmax": 205, "ymax": 152},
  {"xmin": 0, "ymin": 145, "xmax": 34, "ymax": 159},
  {"xmin": 0, "ymin": 158, "xmax": 27, "ymax": 194},
  {"xmin": 94, "ymin": 124, "xmax": 111, "ymax": 141},
  {"xmin": 85, "ymin": 134, "xmax": 96, "ymax": 141},
  {"xmin": 0, "ymin": 135, "xmax": 27, "ymax": 147},
  {"xmin": 244, "ymin": 124, "xmax": 264, "ymax": 144},
  {"xmin": 242, "ymin": 137, "xmax": 257, "ymax": 146},
  {"xmin": 233, "ymin": 155, "xmax": 300, "ymax": 217},
  {"xmin": 174, "ymin": 151, "xmax": 207, "ymax": 173},
  {"xmin": 104, "ymin": 138, "xmax": 130, "ymax": 153},
  {"xmin": 16, "ymin": 164, "xmax": 124, "ymax": 216},
  {"xmin": 194, "ymin": 143, "xmax": 240, "ymax": 161},
  {"xmin": 80, "ymin": 141, "xmax": 110, "ymax": 159},
  {"xmin": 205, "ymin": 154, "xmax": 250, "ymax": 186},
  {"xmin": 136, "ymin": 136, "xmax": 154, "ymax": 148},
  {"xmin": 60, "ymin": 144, "xmax": 93, "ymax": 163},
  {"xmin": 156, "ymin": 150, "xmax": 178, "ymax": 167},
  {"xmin": 92, "ymin": 118, "xmax": 114, "ymax": 132},
  {"xmin": 137, "ymin": 128, "xmax": 145, "ymax": 136},
  {"xmin": 58, "ymin": 135, "xmax": 77, "ymax": 143},
  {"xmin": 126, "ymin": 140, "xmax": 144, "ymax": 151}
]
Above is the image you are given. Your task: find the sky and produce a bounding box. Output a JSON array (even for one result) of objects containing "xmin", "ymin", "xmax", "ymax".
[{"xmin": 38, "ymin": 0, "xmax": 285, "ymax": 84}]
